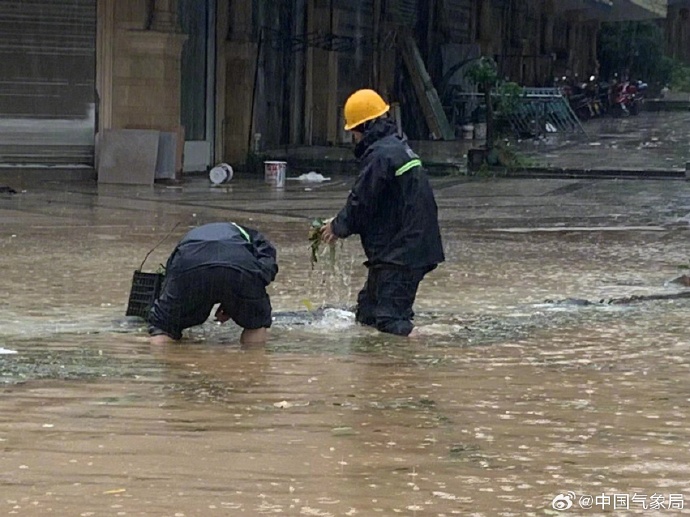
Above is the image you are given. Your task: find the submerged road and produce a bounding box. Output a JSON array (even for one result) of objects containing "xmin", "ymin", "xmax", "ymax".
[{"xmin": 1, "ymin": 175, "xmax": 690, "ymax": 515}]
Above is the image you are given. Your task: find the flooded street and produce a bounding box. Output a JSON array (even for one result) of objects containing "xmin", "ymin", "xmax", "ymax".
[{"xmin": 2, "ymin": 177, "xmax": 690, "ymax": 515}]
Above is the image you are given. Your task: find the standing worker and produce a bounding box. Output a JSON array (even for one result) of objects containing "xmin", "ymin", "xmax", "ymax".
[
  {"xmin": 320, "ymin": 89, "xmax": 444, "ymax": 337},
  {"xmin": 148, "ymin": 222, "xmax": 278, "ymax": 345}
]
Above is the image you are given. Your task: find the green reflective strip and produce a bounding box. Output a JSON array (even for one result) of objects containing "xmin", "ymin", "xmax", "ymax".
[
  {"xmin": 395, "ymin": 159, "xmax": 422, "ymax": 176},
  {"xmin": 232, "ymin": 223, "xmax": 251, "ymax": 242}
]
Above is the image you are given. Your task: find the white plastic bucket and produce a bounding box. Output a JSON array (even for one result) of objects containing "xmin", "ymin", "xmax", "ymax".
[
  {"xmin": 461, "ymin": 124, "xmax": 474, "ymax": 140},
  {"xmin": 209, "ymin": 163, "xmax": 234, "ymax": 185},
  {"xmin": 474, "ymin": 122, "xmax": 487, "ymax": 140},
  {"xmin": 264, "ymin": 161, "xmax": 286, "ymax": 188}
]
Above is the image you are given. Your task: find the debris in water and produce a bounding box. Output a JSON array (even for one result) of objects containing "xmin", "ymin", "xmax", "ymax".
[
  {"xmin": 294, "ymin": 171, "xmax": 331, "ymax": 182},
  {"xmin": 274, "ymin": 400, "xmax": 310, "ymax": 409},
  {"xmin": 0, "ymin": 347, "xmax": 17, "ymax": 355},
  {"xmin": 103, "ymin": 489, "xmax": 126, "ymax": 495},
  {"xmin": 543, "ymin": 298, "xmax": 594, "ymax": 306},
  {"xmin": 331, "ymin": 427, "xmax": 356, "ymax": 436},
  {"xmin": 669, "ymin": 274, "xmax": 690, "ymax": 286}
]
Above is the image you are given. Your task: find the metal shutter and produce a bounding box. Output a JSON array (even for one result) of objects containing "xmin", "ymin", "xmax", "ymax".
[{"xmin": 0, "ymin": 0, "xmax": 96, "ymax": 166}]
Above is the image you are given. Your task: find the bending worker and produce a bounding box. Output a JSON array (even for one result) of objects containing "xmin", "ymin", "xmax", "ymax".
[
  {"xmin": 321, "ymin": 88, "xmax": 444, "ymax": 337},
  {"xmin": 148, "ymin": 222, "xmax": 278, "ymax": 345}
]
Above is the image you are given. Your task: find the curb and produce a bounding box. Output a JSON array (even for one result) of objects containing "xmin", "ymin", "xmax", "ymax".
[
  {"xmin": 273, "ymin": 156, "xmax": 687, "ymax": 181},
  {"xmin": 0, "ymin": 167, "xmax": 96, "ymax": 183},
  {"xmin": 501, "ymin": 167, "xmax": 686, "ymax": 180},
  {"xmin": 424, "ymin": 163, "xmax": 687, "ymax": 180}
]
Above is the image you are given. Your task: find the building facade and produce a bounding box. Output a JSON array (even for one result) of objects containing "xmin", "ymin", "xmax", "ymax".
[
  {"xmin": 0, "ymin": 0, "xmax": 672, "ymax": 172},
  {"xmin": 665, "ymin": 0, "xmax": 690, "ymax": 64}
]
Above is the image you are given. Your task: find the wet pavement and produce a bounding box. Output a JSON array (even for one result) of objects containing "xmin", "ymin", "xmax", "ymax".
[
  {"xmin": 264, "ymin": 111, "xmax": 690, "ymax": 178},
  {"xmin": 512, "ymin": 111, "xmax": 690, "ymax": 175},
  {"xmin": 2, "ymin": 174, "xmax": 690, "ymax": 515}
]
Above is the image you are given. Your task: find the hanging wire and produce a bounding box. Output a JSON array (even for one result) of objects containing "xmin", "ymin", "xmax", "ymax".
[{"xmin": 138, "ymin": 222, "xmax": 182, "ymax": 271}]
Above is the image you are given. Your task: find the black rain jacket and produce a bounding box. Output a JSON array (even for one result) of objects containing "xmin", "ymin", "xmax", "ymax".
[
  {"xmin": 166, "ymin": 222, "xmax": 278, "ymax": 286},
  {"xmin": 331, "ymin": 118, "xmax": 445, "ymax": 269}
]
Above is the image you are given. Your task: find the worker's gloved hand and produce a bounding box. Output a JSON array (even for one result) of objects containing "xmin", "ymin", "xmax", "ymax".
[
  {"xmin": 215, "ymin": 306, "xmax": 230, "ymax": 324},
  {"xmin": 320, "ymin": 217, "xmax": 337, "ymax": 245}
]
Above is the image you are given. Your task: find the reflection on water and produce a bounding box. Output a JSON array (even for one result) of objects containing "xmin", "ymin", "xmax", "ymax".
[
  {"xmin": 2, "ymin": 185, "xmax": 690, "ymax": 515},
  {"xmin": 2, "ymin": 306, "xmax": 690, "ymax": 515}
]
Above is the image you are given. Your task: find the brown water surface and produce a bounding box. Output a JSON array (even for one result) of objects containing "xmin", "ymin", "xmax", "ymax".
[{"xmin": 2, "ymin": 178, "xmax": 690, "ymax": 515}]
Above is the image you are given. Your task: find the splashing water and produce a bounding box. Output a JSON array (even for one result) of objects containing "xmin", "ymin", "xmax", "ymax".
[
  {"xmin": 305, "ymin": 241, "xmax": 359, "ymax": 309},
  {"xmin": 309, "ymin": 308, "xmax": 356, "ymax": 330}
]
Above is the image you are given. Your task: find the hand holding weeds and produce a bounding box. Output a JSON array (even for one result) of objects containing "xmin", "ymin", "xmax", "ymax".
[{"xmin": 308, "ymin": 218, "xmax": 337, "ymax": 268}]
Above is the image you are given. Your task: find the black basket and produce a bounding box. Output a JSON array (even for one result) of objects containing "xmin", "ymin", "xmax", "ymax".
[{"xmin": 125, "ymin": 271, "xmax": 164, "ymax": 319}]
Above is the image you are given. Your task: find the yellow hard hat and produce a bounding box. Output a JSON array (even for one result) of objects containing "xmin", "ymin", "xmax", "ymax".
[{"xmin": 343, "ymin": 89, "xmax": 390, "ymax": 130}]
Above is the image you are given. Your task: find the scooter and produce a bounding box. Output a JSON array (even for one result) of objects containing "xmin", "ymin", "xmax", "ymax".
[
  {"xmin": 568, "ymin": 77, "xmax": 605, "ymax": 121},
  {"xmin": 609, "ymin": 80, "xmax": 643, "ymax": 117}
]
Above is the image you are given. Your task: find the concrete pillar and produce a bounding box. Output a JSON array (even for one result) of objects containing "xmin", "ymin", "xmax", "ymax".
[
  {"xmin": 227, "ymin": 0, "xmax": 253, "ymax": 40},
  {"xmin": 113, "ymin": 0, "xmax": 149, "ymax": 30},
  {"xmin": 377, "ymin": 21, "xmax": 397, "ymax": 101},
  {"xmin": 308, "ymin": 1, "xmax": 339, "ymax": 146},
  {"xmin": 220, "ymin": 0, "xmax": 257, "ymax": 166},
  {"xmin": 565, "ymin": 10, "xmax": 584, "ymax": 77},
  {"xmin": 111, "ymin": 30, "xmax": 187, "ymax": 130},
  {"xmin": 477, "ymin": 0, "xmax": 493, "ymax": 54},
  {"xmin": 97, "ymin": 0, "xmax": 115, "ymax": 133},
  {"xmin": 587, "ymin": 21, "xmax": 600, "ymax": 77},
  {"xmin": 671, "ymin": 7, "xmax": 682, "ymax": 60},
  {"xmin": 677, "ymin": 6, "xmax": 686, "ymax": 61},
  {"xmin": 150, "ymin": 0, "xmax": 180, "ymax": 33},
  {"xmin": 304, "ymin": 0, "xmax": 315, "ymax": 144},
  {"xmin": 222, "ymin": 40, "xmax": 258, "ymax": 165},
  {"xmin": 98, "ymin": 0, "xmax": 187, "ymax": 132},
  {"xmin": 543, "ymin": 8, "xmax": 555, "ymax": 53},
  {"xmin": 215, "ymin": 0, "xmax": 228, "ymax": 161}
]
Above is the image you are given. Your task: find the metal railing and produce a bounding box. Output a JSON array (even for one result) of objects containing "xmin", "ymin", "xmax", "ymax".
[
  {"xmin": 507, "ymin": 88, "xmax": 587, "ymax": 138},
  {"xmin": 444, "ymin": 87, "xmax": 587, "ymax": 138}
]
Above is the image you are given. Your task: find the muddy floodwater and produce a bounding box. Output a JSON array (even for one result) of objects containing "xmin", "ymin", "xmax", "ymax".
[{"xmin": 2, "ymin": 178, "xmax": 690, "ymax": 516}]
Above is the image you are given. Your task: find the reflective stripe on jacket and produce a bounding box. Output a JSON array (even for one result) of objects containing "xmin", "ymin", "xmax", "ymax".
[
  {"xmin": 167, "ymin": 222, "xmax": 278, "ymax": 286},
  {"xmin": 332, "ymin": 119, "xmax": 444, "ymax": 268}
]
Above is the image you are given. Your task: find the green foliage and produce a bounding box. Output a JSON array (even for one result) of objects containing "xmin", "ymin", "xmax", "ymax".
[
  {"xmin": 670, "ymin": 61, "xmax": 690, "ymax": 92},
  {"xmin": 466, "ymin": 57, "xmax": 499, "ymax": 91},
  {"xmin": 495, "ymin": 81, "xmax": 524, "ymax": 114},
  {"xmin": 493, "ymin": 140, "xmax": 534, "ymax": 170},
  {"xmin": 464, "ymin": 141, "xmax": 533, "ymax": 178},
  {"xmin": 597, "ymin": 21, "xmax": 672, "ymax": 84},
  {"xmin": 598, "ymin": 20, "xmax": 690, "ymax": 92},
  {"xmin": 308, "ymin": 218, "xmax": 326, "ymax": 268},
  {"xmin": 466, "ymin": 57, "xmax": 524, "ymax": 156},
  {"xmin": 475, "ymin": 161, "xmax": 492, "ymax": 178},
  {"xmin": 308, "ymin": 218, "xmax": 337, "ymax": 269},
  {"xmin": 466, "ymin": 58, "xmax": 523, "ymax": 105}
]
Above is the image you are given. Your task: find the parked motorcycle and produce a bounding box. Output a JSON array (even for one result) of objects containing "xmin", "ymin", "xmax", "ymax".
[
  {"xmin": 609, "ymin": 80, "xmax": 645, "ymax": 117},
  {"xmin": 564, "ymin": 76, "xmax": 606, "ymax": 121}
]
